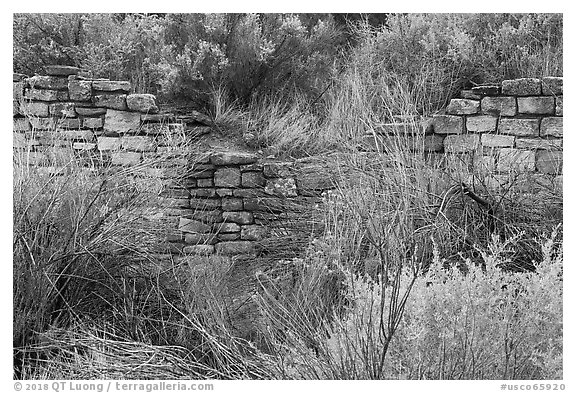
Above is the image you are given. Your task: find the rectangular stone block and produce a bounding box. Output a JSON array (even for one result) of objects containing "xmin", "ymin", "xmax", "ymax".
[
  {"xmin": 83, "ymin": 117, "xmax": 104, "ymax": 129},
  {"xmin": 214, "ymin": 222, "xmax": 241, "ymax": 233},
  {"xmin": 76, "ymin": 107, "xmax": 107, "ymax": 116},
  {"xmin": 541, "ymin": 77, "xmax": 562, "ymax": 95},
  {"xmin": 431, "ymin": 115, "xmax": 464, "ymax": 134},
  {"xmin": 540, "ymin": 117, "xmax": 562, "ymax": 137},
  {"xmin": 197, "ymin": 178, "xmax": 214, "ymax": 188},
  {"xmin": 242, "ymin": 171, "xmax": 266, "ymax": 188},
  {"xmin": 26, "ymin": 75, "xmax": 68, "ymax": 90},
  {"xmin": 446, "ymin": 99, "xmax": 480, "ymax": 115},
  {"xmin": 481, "ymin": 134, "xmax": 514, "ymax": 148},
  {"xmin": 496, "ymin": 148, "xmax": 535, "ymax": 173},
  {"xmin": 216, "ymin": 188, "xmax": 234, "ymax": 197},
  {"xmin": 24, "ymin": 88, "xmax": 68, "ymax": 101},
  {"xmin": 178, "ymin": 218, "xmax": 211, "ymax": 234},
  {"xmin": 68, "ymin": 80, "xmax": 92, "ymax": 101},
  {"xmin": 184, "ymin": 234, "xmax": 217, "ymax": 245},
  {"xmin": 56, "ymin": 118, "xmax": 82, "ymax": 129},
  {"xmin": 555, "ymin": 96, "xmax": 563, "ymax": 116},
  {"xmin": 218, "ymin": 233, "xmax": 241, "ymax": 241},
  {"xmin": 210, "ymin": 151, "xmax": 258, "ymax": 165},
  {"xmin": 466, "ymin": 115, "xmax": 497, "ymax": 133},
  {"xmin": 222, "ymin": 197, "xmax": 243, "ymax": 211},
  {"xmin": 49, "ymin": 102, "xmax": 76, "ymax": 117},
  {"xmin": 214, "ymin": 167, "xmax": 241, "ymax": 187},
  {"xmin": 45, "ymin": 65, "xmax": 80, "ymax": 76},
  {"xmin": 104, "ymin": 109, "xmax": 141, "ymax": 134},
  {"xmin": 121, "ymin": 136, "xmax": 156, "ymax": 152},
  {"xmin": 517, "ymin": 97, "xmax": 555, "ymax": 115},
  {"xmin": 536, "ymin": 151, "xmax": 562, "ymax": 175},
  {"xmin": 480, "ymin": 97, "xmax": 517, "ymax": 116},
  {"xmin": 58, "ymin": 130, "xmax": 94, "ymax": 140},
  {"xmin": 126, "ymin": 94, "xmax": 158, "ymax": 113},
  {"xmin": 94, "ymin": 94, "xmax": 128, "ymax": 110},
  {"xmin": 498, "ymin": 119, "xmax": 539, "ymax": 136},
  {"xmin": 501, "ymin": 78, "xmax": 541, "ymax": 96},
  {"xmin": 191, "ymin": 211, "xmax": 223, "ymax": 223},
  {"xmin": 92, "ymin": 80, "xmax": 131, "ymax": 92},
  {"xmin": 444, "ymin": 134, "xmax": 480, "ymax": 153},
  {"xmin": 97, "ymin": 136, "xmax": 121, "ymax": 151},
  {"xmin": 189, "ymin": 188, "xmax": 217, "ymax": 198},
  {"xmin": 20, "ymin": 101, "xmax": 49, "ymax": 117},
  {"xmin": 423, "ymin": 135, "xmax": 445, "ymax": 152},
  {"xmin": 215, "ymin": 241, "xmax": 255, "ymax": 255},
  {"xmin": 111, "ymin": 151, "xmax": 142, "ymax": 165},
  {"xmin": 140, "ymin": 123, "xmax": 169, "ymax": 135},
  {"xmin": 222, "ymin": 211, "xmax": 254, "ymax": 225},
  {"xmin": 183, "ymin": 245, "xmax": 215, "ymax": 255},
  {"xmin": 515, "ymin": 138, "xmax": 562, "ymax": 150}
]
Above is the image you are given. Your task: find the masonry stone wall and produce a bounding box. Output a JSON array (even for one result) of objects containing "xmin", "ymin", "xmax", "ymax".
[{"xmin": 13, "ymin": 67, "xmax": 563, "ymax": 257}]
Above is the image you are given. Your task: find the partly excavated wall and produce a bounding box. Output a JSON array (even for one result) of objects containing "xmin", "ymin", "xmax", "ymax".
[{"xmin": 13, "ymin": 66, "xmax": 563, "ymax": 257}]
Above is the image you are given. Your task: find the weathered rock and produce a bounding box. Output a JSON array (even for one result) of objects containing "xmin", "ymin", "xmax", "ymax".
[
  {"xmin": 540, "ymin": 117, "xmax": 562, "ymax": 137},
  {"xmin": 93, "ymin": 94, "xmax": 128, "ymax": 110},
  {"xmin": 142, "ymin": 113, "xmax": 176, "ymax": 122},
  {"xmin": 179, "ymin": 110, "xmax": 212, "ymax": 125},
  {"xmin": 431, "ymin": 115, "xmax": 463, "ymax": 134},
  {"xmin": 56, "ymin": 118, "xmax": 82, "ymax": 129},
  {"xmin": 466, "ymin": 115, "xmax": 497, "ymax": 133},
  {"xmin": 211, "ymin": 151, "xmax": 258, "ymax": 165},
  {"xmin": 460, "ymin": 90, "xmax": 481, "ymax": 100},
  {"xmin": 97, "ymin": 136, "xmax": 121, "ymax": 151},
  {"xmin": 68, "ymin": 80, "xmax": 92, "ymax": 101},
  {"xmin": 222, "ymin": 211, "xmax": 254, "ymax": 225},
  {"xmin": 472, "ymin": 155, "xmax": 495, "ymax": 175},
  {"xmin": 27, "ymin": 75, "xmax": 68, "ymax": 90},
  {"xmin": 104, "ymin": 109, "xmax": 141, "ymax": 134},
  {"xmin": 215, "ymin": 241, "xmax": 255, "ymax": 255},
  {"xmin": 446, "ymin": 99, "xmax": 480, "ymax": 115},
  {"xmin": 44, "ymin": 65, "xmax": 80, "ymax": 76},
  {"xmin": 216, "ymin": 189, "xmax": 234, "ymax": 197},
  {"xmin": 536, "ymin": 151, "xmax": 562, "ymax": 174},
  {"xmin": 222, "ymin": 197, "xmax": 243, "ymax": 211},
  {"xmin": 501, "ymin": 78, "xmax": 541, "ymax": 96},
  {"xmin": 263, "ymin": 162, "xmax": 294, "ymax": 178},
  {"xmin": 242, "ymin": 171, "xmax": 266, "ymax": 188},
  {"xmin": 196, "ymin": 178, "xmax": 214, "ymax": 187},
  {"xmin": 555, "ymin": 96, "xmax": 563, "ymax": 116},
  {"xmin": 497, "ymin": 148, "xmax": 535, "ymax": 173},
  {"xmin": 58, "ymin": 129, "xmax": 94, "ymax": 140},
  {"xmin": 111, "ymin": 151, "xmax": 142, "ymax": 165},
  {"xmin": 140, "ymin": 123, "xmax": 169, "ymax": 135},
  {"xmin": 20, "ymin": 101, "xmax": 49, "ymax": 117},
  {"xmin": 178, "ymin": 218, "xmax": 211, "ymax": 234},
  {"xmin": 214, "ymin": 222, "xmax": 241, "ymax": 233},
  {"xmin": 541, "ymin": 77, "xmax": 563, "ymax": 95},
  {"xmin": 265, "ymin": 178, "xmax": 298, "ymax": 197},
  {"xmin": 126, "ymin": 94, "xmax": 159, "ymax": 113},
  {"xmin": 498, "ymin": 119, "xmax": 539, "ymax": 136},
  {"xmin": 214, "ymin": 167, "xmax": 241, "ymax": 187},
  {"xmin": 92, "ymin": 80, "xmax": 131, "ymax": 92},
  {"xmin": 481, "ymin": 134, "xmax": 515, "ymax": 148},
  {"xmin": 480, "ymin": 96, "xmax": 517, "ymax": 117},
  {"xmin": 75, "ymin": 107, "xmax": 107, "ymax": 116},
  {"xmin": 192, "ymin": 211, "xmax": 223, "ymax": 223},
  {"xmin": 517, "ymin": 97, "xmax": 555, "ymax": 115},
  {"xmin": 24, "ymin": 88, "xmax": 68, "ymax": 101},
  {"xmin": 183, "ymin": 245, "xmax": 215, "ymax": 255},
  {"xmin": 189, "ymin": 164, "xmax": 216, "ymax": 179},
  {"xmin": 515, "ymin": 138, "xmax": 562, "ymax": 150},
  {"xmin": 83, "ymin": 117, "xmax": 104, "ymax": 129},
  {"xmin": 444, "ymin": 134, "xmax": 480, "ymax": 154},
  {"xmin": 121, "ymin": 135, "xmax": 156, "ymax": 152},
  {"xmin": 49, "ymin": 102, "xmax": 76, "ymax": 117},
  {"xmin": 423, "ymin": 135, "xmax": 445, "ymax": 152},
  {"xmin": 218, "ymin": 233, "xmax": 241, "ymax": 241}
]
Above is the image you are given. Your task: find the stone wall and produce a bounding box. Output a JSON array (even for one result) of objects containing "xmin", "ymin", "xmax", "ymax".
[
  {"xmin": 363, "ymin": 77, "xmax": 563, "ymax": 192},
  {"xmin": 13, "ymin": 68, "xmax": 563, "ymax": 257}
]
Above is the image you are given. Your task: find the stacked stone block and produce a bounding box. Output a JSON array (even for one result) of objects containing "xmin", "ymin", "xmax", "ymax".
[
  {"xmin": 12, "ymin": 66, "xmax": 197, "ymax": 171},
  {"xmin": 429, "ymin": 77, "xmax": 563, "ymax": 190}
]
